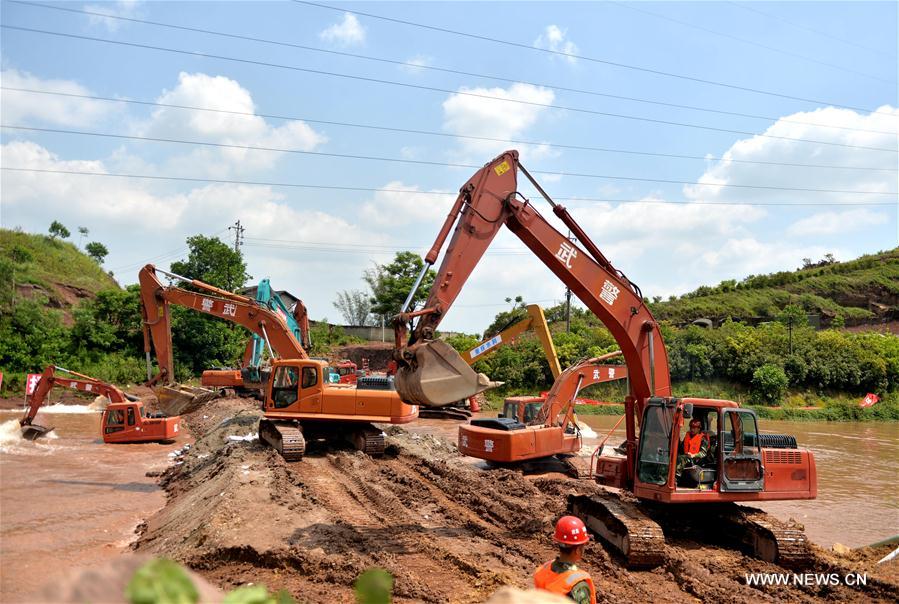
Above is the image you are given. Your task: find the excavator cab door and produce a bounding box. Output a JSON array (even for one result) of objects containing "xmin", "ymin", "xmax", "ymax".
[
  {"xmin": 719, "ymin": 409, "xmax": 764, "ymax": 492},
  {"xmin": 635, "ymin": 400, "xmax": 674, "ymax": 486}
]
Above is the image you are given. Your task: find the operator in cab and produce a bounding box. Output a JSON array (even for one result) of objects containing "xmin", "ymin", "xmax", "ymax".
[
  {"xmin": 676, "ymin": 418, "xmax": 709, "ymax": 480},
  {"xmin": 534, "ymin": 516, "xmax": 597, "ymax": 604}
]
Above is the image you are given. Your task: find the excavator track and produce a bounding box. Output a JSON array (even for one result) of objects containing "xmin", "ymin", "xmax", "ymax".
[
  {"xmin": 259, "ymin": 419, "xmax": 305, "ymax": 462},
  {"xmin": 713, "ymin": 505, "xmax": 812, "ymax": 568},
  {"xmin": 568, "ymin": 493, "xmax": 666, "ymax": 568},
  {"xmin": 350, "ymin": 425, "xmax": 386, "ymax": 457}
]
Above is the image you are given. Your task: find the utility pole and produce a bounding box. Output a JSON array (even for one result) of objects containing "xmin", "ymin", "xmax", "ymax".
[{"xmin": 229, "ymin": 220, "xmax": 245, "ymax": 252}]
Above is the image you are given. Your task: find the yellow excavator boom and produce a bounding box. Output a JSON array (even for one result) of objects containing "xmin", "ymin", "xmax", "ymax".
[{"xmin": 464, "ymin": 304, "xmax": 562, "ymax": 379}]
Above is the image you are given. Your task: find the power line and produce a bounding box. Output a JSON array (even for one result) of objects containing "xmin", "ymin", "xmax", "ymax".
[
  {"xmin": 294, "ymin": 0, "xmax": 896, "ymax": 115},
  {"xmin": 4, "ymin": 125, "xmax": 896, "ymax": 195},
  {"xmin": 3, "ymin": 24, "xmax": 897, "ymax": 154},
  {"xmin": 4, "ymin": 167, "xmax": 896, "ymax": 207},
  {"xmin": 5, "ymin": 87, "xmax": 895, "ymax": 173},
  {"xmin": 608, "ymin": 0, "xmax": 893, "ymax": 83},
  {"xmin": 725, "ymin": 1, "xmax": 894, "ymax": 58},
  {"xmin": 7, "ymin": 1, "xmax": 894, "ymax": 136}
]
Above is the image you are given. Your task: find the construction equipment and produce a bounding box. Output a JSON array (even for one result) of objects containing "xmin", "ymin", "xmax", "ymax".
[
  {"xmin": 495, "ymin": 351, "xmax": 625, "ymax": 426},
  {"xmin": 139, "ymin": 264, "xmax": 417, "ymax": 460},
  {"xmin": 418, "ymin": 303, "xmax": 565, "ymax": 420},
  {"xmin": 20, "ymin": 365, "xmax": 180, "ymax": 443},
  {"xmin": 201, "ymin": 278, "xmax": 312, "ymax": 393},
  {"xmin": 393, "ymin": 149, "xmax": 816, "ymax": 567}
]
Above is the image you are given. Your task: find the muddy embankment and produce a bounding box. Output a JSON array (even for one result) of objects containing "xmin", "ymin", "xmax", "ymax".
[{"xmin": 134, "ymin": 397, "xmax": 899, "ymax": 603}]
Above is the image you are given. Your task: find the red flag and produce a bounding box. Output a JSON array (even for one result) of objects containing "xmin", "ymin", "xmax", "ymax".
[
  {"xmin": 25, "ymin": 373, "xmax": 42, "ymax": 396},
  {"xmin": 860, "ymin": 393, "xmax": 880, "ymax": 408}
]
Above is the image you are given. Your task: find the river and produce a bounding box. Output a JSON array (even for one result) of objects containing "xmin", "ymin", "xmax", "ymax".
[
  {"xmin": 1, "ymin": 404, "xmax": 896, "ymax": 602},
  {"xmin": 0, "ymin": 406, "xmax": 184, "ymax": 603}
]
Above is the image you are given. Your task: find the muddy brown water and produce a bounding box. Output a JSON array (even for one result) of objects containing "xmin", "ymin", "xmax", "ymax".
[
  {"xmin": 0, "ymin": 408, "xmax": 184, "ymax": 603},
  {"xmin": 1, "ymin": 404, "xmax": 896, "ymax": 602}
]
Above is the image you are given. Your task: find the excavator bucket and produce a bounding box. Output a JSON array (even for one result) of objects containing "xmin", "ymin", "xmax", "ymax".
[
  {"xmin": 154, "ymin": 384, "xmax": 219, "ymax": 417},
  {"xmin": 21, "ymin": 424, "xmax": 54, "ymax": 441},
  {"xmin": 395, "ymin": 340, "xmax": 501, "ymax": 407}
]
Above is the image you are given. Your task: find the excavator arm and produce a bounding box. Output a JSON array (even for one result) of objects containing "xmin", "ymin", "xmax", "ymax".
[
  {"xmin": 20, "ymin": 365, "xmax": 128, "ymax": 439},
  {"xmin": 394, "ymin": 150, "xmax": 670, "ymax": 419},
  {"xmin": 139, "ymin": 264, "xmax": 307, "ymax": 386},
  {"xmin": 465, "ymin": 304, "xmax": 562, "ymax": 379}
]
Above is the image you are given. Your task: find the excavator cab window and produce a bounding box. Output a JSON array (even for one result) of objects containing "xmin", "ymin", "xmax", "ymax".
[
  {"xmin": 524, "ymin": 403, "xmax": 542, "ymax": 423},
  {"xmin": 636, "ymin": 403, "xmax": 673, "ymax": 485},
  {"xmin": 301, "ymin": 366, "xmax": 317, "ymax": 389},
  {"xmin": 105, "ymin": 409, "xmax": 125, "ymax": 434},
  {"xmin": 271, "ymin": 366, "xmax": 300, "ymax": 408},
  {"xmin": 127, "ymin": 407, "xmax": 135, "ymax": 426}
]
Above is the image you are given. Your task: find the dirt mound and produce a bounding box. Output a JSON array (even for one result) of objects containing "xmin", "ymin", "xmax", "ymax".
[
  {"xmin": 136, "ymin": 397, "xmax": 899, "ymax": 603},
  {"xmin": 335, "ymin": 342, "xmax": 395, "ymax": 371}
]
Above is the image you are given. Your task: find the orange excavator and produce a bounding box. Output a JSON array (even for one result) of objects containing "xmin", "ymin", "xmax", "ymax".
[
  {"xmin": 393, "ymin": 150, "xmax": 816, "ymax": 567},
  {"xmin": 20, "ymin": 365, "xmax": 180, "ymax": 443},
  {"xmin": 139, "ymin": 265, "xmax": 417, "ymax": 459}
]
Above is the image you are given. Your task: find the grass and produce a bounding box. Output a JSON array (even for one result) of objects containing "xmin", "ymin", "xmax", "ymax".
[
  {"xmin": 1, "ymin": 229, "xmax": 119, "ymax": 301},
  {"xmin": 649, "ymin": 248, "xmax": 898, "ymax": 324}
]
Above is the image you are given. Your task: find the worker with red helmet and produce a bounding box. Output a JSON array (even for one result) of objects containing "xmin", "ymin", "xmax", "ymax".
[{"xmin": 534, "ymin": 516, "xmax": 597, "ymax": 604}]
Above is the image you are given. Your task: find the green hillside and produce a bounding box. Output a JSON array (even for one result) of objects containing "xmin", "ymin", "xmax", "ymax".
[
  {"xmin": 649, "ymin": 249, "xmax": 899, "ymax": 326},
  {"xmin": 0, "ymin": 228, "xmax": 119, "ymax": 312}
]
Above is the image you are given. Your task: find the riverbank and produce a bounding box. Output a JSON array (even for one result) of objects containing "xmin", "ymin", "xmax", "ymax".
[{"xmin": 484, "ymin": 383, "xmax": 899, "ymax": 421}]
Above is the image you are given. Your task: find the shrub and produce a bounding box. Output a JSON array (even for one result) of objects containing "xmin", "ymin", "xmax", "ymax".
[{"xmin": 750, "ymin": 364, "xmax": 788, "ymax": 405}]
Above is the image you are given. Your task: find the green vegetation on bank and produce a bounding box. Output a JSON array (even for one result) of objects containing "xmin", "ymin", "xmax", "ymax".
[
  {"xmin": 449, "ymin": 296, "xmax": 899, "ymax": 421},
  {"xmin": 0, "ymin": 228, "xmax": 118, "ymax": 305},
  {"xmin": 647, "ymin": 249, "xmax": 899, "ymax": 326}
]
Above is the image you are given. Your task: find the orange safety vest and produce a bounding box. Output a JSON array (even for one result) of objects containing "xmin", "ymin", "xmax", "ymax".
[
  {"xmin": 534, "ymin": 560, "xmax": 597, "ymax": 604},
  {"xmin": 683, "ymin": 432, "xmax": 708, "ymax": 455}
]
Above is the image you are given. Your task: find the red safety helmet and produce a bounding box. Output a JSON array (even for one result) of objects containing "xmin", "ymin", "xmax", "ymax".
[{"xmin": 553, "ymin": 516, "xmax": 590, "ymax": 546}]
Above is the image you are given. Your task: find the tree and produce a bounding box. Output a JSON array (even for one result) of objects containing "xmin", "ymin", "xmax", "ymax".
[
  {"xmin": 750, "ymin": 364, "xmax": 789, "ymax": 405},
  {"xmin": 777, "ymin": 304, "xmax": 808, "ymax": 328},
  {"xmin": 333, "ymin": 289, "xmax": 373, "ymax": 325},
  {"xmin": 363, "ymin": 252, "xmax": 436, "ymax": 319},
  {"xmin": 85, "ymin": 242, "xmax": 109, "ymax": 264},
  {"xmin": 48, "ymin": 220, "xmax": 70, "ymax": 240},
  {"xmin": 170, "ymin": 235, "xmax": 250, "ymax": 292},
  {"xmin": 78, "ymin": 226, "xmax": 89, "ymax": 247}
]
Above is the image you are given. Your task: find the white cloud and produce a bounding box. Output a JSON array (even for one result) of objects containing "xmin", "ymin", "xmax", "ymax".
[
  {"xmin": 684, "ymin": 105, "xmax": 898, "ymax": 204},
  {"xmin": 787, "ymin": 208, "xmax": 888, "ymax": 236},
  {"xmin": 319, "ymin": 13, "xmax": 365, "ymax": 46},
  {"xmin": 400, "ymin": 55, "xmax": 433, "ymax": 75},
  {"xmin": 534, "ymin": 25, "xmax": 579, "ymax": 64},
  {"xmin": 359, "ymin": 181, "xmax": 453, "ymax": 227},
  {"xmin": 0, "ymin": 69, "xmax": 114, "ymax": 127},
  {"xmin": 442, "ymin": 83, "xmax": 555, "ymax": 158},
  {"xmin": 83, "ymin": 0, "xmax": 143, "ymax": 32},
  {"xmin": 137, "ymin": 72, "xmax": 326, "ymax": 175},
  {"xmin": 1, "ymin": 140, "xmax": 185, "ymax": 228}
]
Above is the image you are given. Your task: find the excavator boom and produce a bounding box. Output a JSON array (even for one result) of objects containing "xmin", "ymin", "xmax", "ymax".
[
  {"xmin": 139, "ymin": 264, "xmax": 307, "ymax": 414},
  {"xmin": 20, "ymin": 365, "xmax": 132, "ymax": 441},
  {"xmin": 395, "ymin": 150, "xmax": 670, "ymax": 413}
]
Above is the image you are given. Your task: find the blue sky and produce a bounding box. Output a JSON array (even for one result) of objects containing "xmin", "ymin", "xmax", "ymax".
[{"xmin": 2, "ymin": 1, "xmax": 897, "ymax": 333}]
